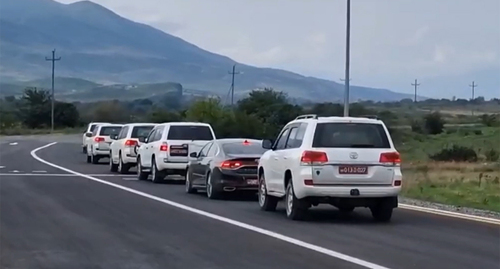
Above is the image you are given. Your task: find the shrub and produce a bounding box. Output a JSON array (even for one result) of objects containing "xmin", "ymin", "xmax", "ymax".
[
  {"xmin": 485, "ymin": 149, "xmax": 500, "ymax": 162},
  {"xmin": 429, "ymin": 145, "xmax": 478, "ymax": 162},
  {"xmin": 424, "ymin": 112, "xmax": 445, "ymax": 134}
]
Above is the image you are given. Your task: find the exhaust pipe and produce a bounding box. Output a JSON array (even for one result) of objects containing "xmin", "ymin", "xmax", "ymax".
[{"xmin": 223, "ymin": 187, "xmax": 236, "ymax": 192}]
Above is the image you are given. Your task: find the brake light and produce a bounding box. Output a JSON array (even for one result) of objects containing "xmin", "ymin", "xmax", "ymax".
[
  {"xmin": 243, "ymin": 140, "xmax": 250, "ymax": 145},
  {"xmin": 94, "ymin": 137, "xmax": 104, "ymax": 142},
  {"xmin": 159, "ymin": 142, "xmax": 168, "ymax": 151},
  {"xmin": 220, "ymin": 160, "xmax": 242, "ymax": 169},
  {"xmin": 379, "ymin": 152, "xmax": 401, "ymax": 165},
  {"xmin": 300, "ymin": 151, "xmax": 328, "ymax": 165},
  {"xmin": 124, "ymin": 139, "xmax": 138, "ymax": 147}
]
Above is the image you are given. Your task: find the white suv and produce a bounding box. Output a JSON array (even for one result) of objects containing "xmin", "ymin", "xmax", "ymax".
[
  {"xmin": 136, "ymin": 122, "xmax": 216, "ymax": 183},
  {"xmin": 82, "ymin": 122, "xmax": 110, "ymax": 153},
  {"xmin": 109, "ymin": 123, "xmax": 157, "ymax": 174},
  {"xmin": 85, "ymin": 124, "xmax": 123, "ymax": 164},
  {"xmin": 257, "ymin": 114, "xmax": 402, "ymax": 222}
]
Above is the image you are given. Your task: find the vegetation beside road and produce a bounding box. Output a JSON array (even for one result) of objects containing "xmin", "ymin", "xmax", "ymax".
[{"xmin": 1, "ymin": 87, "xmax": 499, "ymax": 212}]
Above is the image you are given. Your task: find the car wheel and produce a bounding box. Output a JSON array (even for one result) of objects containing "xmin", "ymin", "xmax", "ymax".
[
  {"xmin": 258, "ymin": 173, "xmax": 278, "ymax": 211},
  {"xmin": 82, "ymin": 146, "xmax": 87, "ymax": 154},
  {"xmin": 109, "ymin": 153, "xmax": 118, "ymax": 172},
  {"xmin": 136, "ymin": 157, "xmax": 149, "ymax": 180},
  {"xmin": 91, "ymin": 150, "xmax": 99, "ymax": 164},
  {"xmin": 86, "ymin": 155, "xmax": 91, "ymax": 163},
  {"xmin": 206, "ymin": 172, "xmax": 222, "ymax": 199},
  {"xmin": 370, "ymin": 199, "xmax": 394, "ymax": 222},
  {"xmin": 151, "ymin": 158, "xmax": 164, "ymax": 183},
  {"xmin": 285, "ymin": 180, "xmax": 308, "ymax": 221},
  {"xmin": 118, "ymin": 152, "xmax": 129, "ymax": 174},
  {"xmin": 185, "ymin": 167, "xmax": 197, "ymax": 194}
]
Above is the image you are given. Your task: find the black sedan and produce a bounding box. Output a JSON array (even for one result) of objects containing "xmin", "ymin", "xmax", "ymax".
[{"xmin": 185, "ymin": 138, "xmax": 267, "ymax": 199}]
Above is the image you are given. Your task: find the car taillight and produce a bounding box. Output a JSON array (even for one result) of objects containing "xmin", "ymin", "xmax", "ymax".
[
  {"xmin": 300, "ymin": 151, "xmax": 328, "ymax": 165},
  {"xmin": 124, "ymin": 139, "xmax": 138, "ymax": 147},
  {"xmin": 220, "ymin": 160, "xmax": 242, "ymax": 169},
  {"xmin": 94, "ymin": 137, "xmax": 104, "ymax": 142},
  {"xmin": 379, "ymin": 152, "xmax": 401, "ymax": 165},
  {"xmin": 159, "ymin": 142, "xmax": 168, "ymax": 151}
]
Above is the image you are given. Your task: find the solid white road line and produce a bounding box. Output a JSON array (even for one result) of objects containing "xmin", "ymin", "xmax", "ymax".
[
  {"xmin": 32, "ymin": 170, "xmax": 47, "ymax": 173},
  {"xmin": 398, "ymin": 204, "xmax": 500, "ymax": 225},
  {"xmin": 0, "ymin": 166, "xmax": 5, "ymax": 169},
  {"xmin": 0, "ymin": 173, "xmax": 137, "ymax": 177},
  {"xmin": 31, "ymin": 142, "xmax": 390, "ymax": 269},
  {"xmin": 9, "ymin": 142, "xmax": 18, "ymax": 145}
]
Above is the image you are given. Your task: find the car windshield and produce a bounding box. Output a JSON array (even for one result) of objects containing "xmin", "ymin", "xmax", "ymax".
[
  {"xmin": 99, "ymin": 126, "xmax": 122, "ymax": 136},
  {"xmin": 312, "ymin": 123, "xmax": 390, "ymax": 148},
  {"xmin": 131, "ymin": 126, "xmax": 155, "ymax": 138},
  {"xmin": 167, "ymin": 125, "xmax": 214, "ymax": 140},
  {"xmin": 222, "ymin": 141, "xmax": 267, "ymax": 155}
]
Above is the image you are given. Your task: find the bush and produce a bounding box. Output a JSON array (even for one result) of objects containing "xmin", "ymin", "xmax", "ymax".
[
  {"xmin": 485, "ymin": 149, "xmax": 500, "ymax": 162},
  {"xmin": 429, "ymin": 145, "xmax": 478, "ymax": 162},
  {"xmin": 423, "ymin": 112, "xmax": 445, "ymax": 134},
  {"xmin": 479, "ymin": 114, "xmax": 498, "ymax": 127}
]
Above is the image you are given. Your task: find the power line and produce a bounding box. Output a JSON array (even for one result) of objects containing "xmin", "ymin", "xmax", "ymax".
[
  {"xmin": 343, "ymin": 0, "xmax": 351, "ymax": 117},
  {"xmin": 411, "ymin": 79, "xmax": 420, "ymax": 103},
  {"xmin": 45, "ymin": 49, "xmax": 61, "ymax": 133},
  {"xmin": 469, "ymin": 81, "xmax": 478, "ymax": 116},
  {"xmin": 228, "ymin": 64, "xmax": 241, "ymax": 107}
]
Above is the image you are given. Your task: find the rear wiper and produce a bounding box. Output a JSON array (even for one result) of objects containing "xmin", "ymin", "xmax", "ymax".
[{"xmin": 349, "ymin": 144, "xmax": 375, "ymax": 148}]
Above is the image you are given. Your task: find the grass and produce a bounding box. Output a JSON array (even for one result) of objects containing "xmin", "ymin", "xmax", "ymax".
[
  {"xmin": 0, "ymin": 126, "xmax": 84, "ymax": 136},
  {"xmin": 401, "ymin": 162, "xmax": 500, "ymax": 212}
]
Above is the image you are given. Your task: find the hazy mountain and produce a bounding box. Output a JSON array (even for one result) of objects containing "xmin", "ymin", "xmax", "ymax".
[{"xmin": 0, "ymin": 0, "xmax": 421, "ymax": 102}]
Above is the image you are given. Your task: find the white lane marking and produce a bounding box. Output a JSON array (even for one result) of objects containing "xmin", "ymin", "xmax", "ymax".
[
  {"xmin": 398, "ymin": 204, "xmax": 500, "ymax": 225},
  {"xmin": 0, "ymin": 173, "xmax": 135, "ymax": 177},
  {"xmin": 123, "ymin": 178, "xmax": 138, "ymax": 181},
  {"xmin": 32, "ymin": 170, "xmax": 47, "ymax": 173},
  {"xmin": 9, "ymin": 142, "xmax": 18, "ymax": 145},
  {"xmin": 11, "ymin": 170, "xmax": 20, "ymax": 173},
  {"xmin": 0, "ymin": 166, "xmax": 5, "ymax": 169},
  {"xmin": 31, "ymin": 142, "xmax": 390, "ymax": 269}
]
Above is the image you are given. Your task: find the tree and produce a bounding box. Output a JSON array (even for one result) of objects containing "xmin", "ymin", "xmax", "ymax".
[
  {"xmin": 54, "ymin": 102, "xmax": 80, "ymax": 128},
  {"xmin": 91, "ymin": 100, "xmax": 131, "ymax": 123},
  {"xmin": 424, "ymin": 112, "xmax": 445, "ymax": 135},
  {"xmin": 18, "ymin": 87, "xmax": 51, "ymax": 128},
  {"xmin": 147, "ymin": 108, "xmax": 182, "ymax": 123},
  {"xmin": 185, "ymin": 98, "xmax": 225, "ymax": 127}
]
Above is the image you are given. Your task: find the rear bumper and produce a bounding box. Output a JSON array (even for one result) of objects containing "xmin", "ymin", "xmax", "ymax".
[
  {"xmin": 212, "ymin": 171, "xmax": 259, "ymax": 191},
  {"xmin": 296, "ymin": 184, "xmax": 401, "ymax": 200},
  {"xmin": 93, "ymin": 149, "xmax": 110, "ymax": 156}
]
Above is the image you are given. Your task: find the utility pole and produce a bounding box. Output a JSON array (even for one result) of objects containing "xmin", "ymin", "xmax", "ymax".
[
  {"xmin": 411, "ymin": 79, "xmax": 420, "ymax": 103},
  {"xmin": 343, "ymin": 0, "xmax": 351, "ymax": 117},
  {"xmin": 469, "ymin": 81, "xmax": 477, "ymax": 116},
  {"xmin": 45, "ymin": 49, "xmax": 61, "ymax": 133},
  {"xmin": 228, "ymin": 64, "xmax": 241, "ymax": 107}
]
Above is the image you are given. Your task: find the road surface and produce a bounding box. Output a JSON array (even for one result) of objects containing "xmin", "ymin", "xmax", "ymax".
[{"xmin": 0, "ymin": 135, "xmax": 499, "ymax": 269}]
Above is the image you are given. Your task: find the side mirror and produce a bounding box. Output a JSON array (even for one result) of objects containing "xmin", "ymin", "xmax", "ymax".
[
  {"xmin": 138, "ymin": 136, "xmax": 146, "ymax": 143},
  {"xmin": 111, "ymin": 135, "xmax": 118, "ymax": 140},
  {"xmin": 262, "ymin": 139, "xmax": 273, "ymax": 149},
  {"xmin": 144, "ymin": 138, "xmax": 149, "ymax": 143},
  {"xmin": 189, "ymin": 152, "xmax": 198, "ymax": 158},
  {"xmin": 85, "ymin": 132, "xmax": 92, "ymax": 137}
]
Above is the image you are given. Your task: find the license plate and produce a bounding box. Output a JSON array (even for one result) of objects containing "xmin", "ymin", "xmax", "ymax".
[
  {"xmin": 246, "ymin": 179, "xmax": 259, "ymax": 185},
  {"xmin": 338, "ymin": 166, "xmax": 368, "ymax": 174},
  {"xmin": 170, "ymin": 145, "xmax": 188, "ymax": 156}
]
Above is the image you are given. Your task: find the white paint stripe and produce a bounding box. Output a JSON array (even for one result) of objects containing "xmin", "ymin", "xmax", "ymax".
[
  {"xmin": 398, "ymin": 204, "xmax": 500, "ymax": 225},
  {"xmin": 0, "ymin": 166, "xmax": 5, "ymax": 169},
  {"xmin": 9, "ymin": 142, "xmax": 18, "ymax": 145},
  {"xmin": 0, "ymin": 173, "xmax": 135, "ymax": 177},
  {"xmin": 11, "ymin": 170, "xmax": 20, "ymax": 173},
  {"xmin": 31, "ymin": 142, "xmax": 390, "ymax": 269},
  {"xmin": 32, "ymin": 170, "xmax": 47, "ymax": 173}
]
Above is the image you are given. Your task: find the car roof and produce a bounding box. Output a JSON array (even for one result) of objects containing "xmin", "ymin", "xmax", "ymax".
[
  {"xmin": 293, "ymin": 116, "xmax": 383, "ymax": 125},
  {"xmin": 122, "ymin": 123, "xmax": 157, "ymax": 127},
  {"xmin": 158, "ymin": 122, "xmax": 212, "ymax": 127},
  {"xmin": 97, "ymin": 124, "xmax": 123, "ymax": 128}
]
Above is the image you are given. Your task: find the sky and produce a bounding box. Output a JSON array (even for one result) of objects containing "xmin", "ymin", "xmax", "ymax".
[{"xmin": 55, "ymin": 0, "xmax": 500, "ymax": 98}]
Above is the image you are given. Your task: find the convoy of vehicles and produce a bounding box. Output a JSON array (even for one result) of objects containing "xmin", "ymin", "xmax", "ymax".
[{"xmin": 83, "ymin": 115, "xmax": 402, "ymax": 222}]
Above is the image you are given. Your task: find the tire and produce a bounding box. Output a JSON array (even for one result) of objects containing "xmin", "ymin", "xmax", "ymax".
[
  {"xmin": 91, "ymin": 154, "xmax": 99, "ymax": 164},
  {"xmin": 86, "ymin": 155, "xmax": 91, "ymax": 163},
  {"xmin": 136, "ymin": 156, "xmax": 149, "ymax": 181},
  {"xmin": 258, "ymin": 173, "xmax": 278, "ymax": 211},
  {"xmin": 285, "ymin": 180, "xmax": 308, "ymax": 221},
  {"xmin": 82, "ymin": 146, "xmax": 87, "ymax": 154},
  {"xmin": 117, "ymin": 152, "xmax": 129, "ymax": 174},
  {"xmin": 109, "ymin": 153, "xmax": 118, "ymax": 172},
  {"xmin": 185, "ymin": 167, "xmax": 197, "ymax": 194},
  {"xmin": 370, "ymin": 199, "xmax": 394, "ymax": 222},
  {"xmin": 206, "ymin": 172, "xmax": 223, "ymax": 199},
  {"xmin": 151, "ymin": 158, "xmax": 165, "ymax": 183}
]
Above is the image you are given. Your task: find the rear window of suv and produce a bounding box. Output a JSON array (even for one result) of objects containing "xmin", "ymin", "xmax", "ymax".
[
  {"xmin": 99, "ymin": 126, "xmax": 122, "ymax": 136},
  {"xmin": 167, "ymin": 125, "xmax": 214, "ymax": 141},
  {"xmin": 312, "ymin": 123, "xmax": 390, "ymax": 148}
]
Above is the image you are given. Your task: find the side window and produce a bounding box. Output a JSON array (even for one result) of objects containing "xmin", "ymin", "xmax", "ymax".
[
  {"xmin": 199, "ymin": 142, "xmax": 213, "ymax": 157},
  {"xmin": 207, "ymin": 143, "xmax": 218, "ymax": 157},
  {"xmin": 285, "ymin": 127, "xmax": 299, "ymax": 149},
  {"xmin": 275, "ymin": 128, "xmax": 291, "ymax": 150},
  {"xmin": 146, "ymin": 129, "xmax": 156, "ymax": 143},
  {"xmin": 286, "ymin": 123, "xmax": 307, "ymax": 148},
  {"xmin": 153, "ymin": 127, "xmax": 164, "ymax": 142}
]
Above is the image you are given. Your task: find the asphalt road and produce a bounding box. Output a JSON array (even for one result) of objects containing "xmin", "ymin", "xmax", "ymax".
[{"xmin": 1, "ymin": 135, "xmax": 499, "ymax": 269}]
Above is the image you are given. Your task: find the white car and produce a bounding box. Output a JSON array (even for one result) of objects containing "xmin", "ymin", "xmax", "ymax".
[
  {"xmin": 85, "ymin": 124, "xmax": 123, "ymax": 164},
  {"xmin": 257, "ymin": 114, "xmax": 402, "ymax": 222},
  {"xmin": 136, "ymin": 122, "xmax": 216, "ymax": 183},
  {"xmin": 109, "ymin": 123, "xmax": 157, "ymax": 173},
  {"xmin": 82, "ymin": 122, "xmax": 110, "ymax": 153}
]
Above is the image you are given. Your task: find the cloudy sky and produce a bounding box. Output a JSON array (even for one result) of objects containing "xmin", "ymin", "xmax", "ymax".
[{"xmin": 55, "ymin": 0, "xmax": 499, "ymax": 98}]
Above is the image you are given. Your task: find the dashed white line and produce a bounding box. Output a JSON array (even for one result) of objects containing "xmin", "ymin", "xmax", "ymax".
[
  {"xmin": 32, "ymin": 170, "xmax": 47, "ymax": 173},
  {"xmin": 31, "ymin": 141, "xmax": 391, "ymax": 269},
  {"xmin": 9, "ymin": 142, "xmax": 18, "ymax": 146},
  {"xmin": 0, "ymin": 166, "xmax": 5, "ymax": 169},
  {"xmin": 11, "ymin": 170, "xmax": 20, "ymax": 173}
]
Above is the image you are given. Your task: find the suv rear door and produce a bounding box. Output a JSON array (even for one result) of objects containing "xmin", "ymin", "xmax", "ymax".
[
  {"xmin": 309, "ymin": 122, "xmax": 396, "ymax": 186},
  {"xmin": 166, "ymin": 125, "xmax": 215, "ymax": 163}
]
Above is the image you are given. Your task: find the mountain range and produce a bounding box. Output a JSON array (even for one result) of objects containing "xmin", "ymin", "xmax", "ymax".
[{"xmin": 0, "ymin": 0, "xmax": 423, "ymax": 102}]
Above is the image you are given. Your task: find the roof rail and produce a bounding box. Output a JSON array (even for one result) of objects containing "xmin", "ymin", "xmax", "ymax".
[
  {"xmin": 295, "ymin": 114, "xmax": 318, "ymax": 120},
  {"xmin": 360, "ymin": 115, "xmax": 380, "ymax": 120}
]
